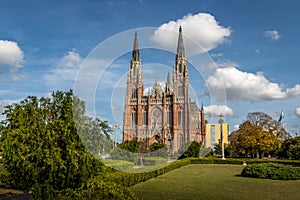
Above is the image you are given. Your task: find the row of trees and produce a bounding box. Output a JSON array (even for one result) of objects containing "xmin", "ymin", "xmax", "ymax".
[{"xmin": 222, "ymin": 112, "xmax": 299, "ymax": 159}]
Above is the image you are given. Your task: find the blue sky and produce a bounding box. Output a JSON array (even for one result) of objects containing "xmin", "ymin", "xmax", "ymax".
[{"xmin": 1, "ymin": 0, "xmax": 300, "ymax": 138}]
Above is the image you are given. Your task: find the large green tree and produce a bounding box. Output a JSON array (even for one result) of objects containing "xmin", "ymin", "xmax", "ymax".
[{"xmin": 0, "ymin": 90, "xmax": 111, "ymax": 194}]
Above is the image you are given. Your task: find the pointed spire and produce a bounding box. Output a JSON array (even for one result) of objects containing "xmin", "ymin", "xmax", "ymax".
[
  {"xmin": 176, "ymin": 26, "xmax": 185, "ymax": 58},
  {"xmin": 131, "ymin": 32, "xmax": 140, "ymax": 62},
  {"xmin": 167, "ymin": 71, "xmax": 171, "ymax": 85},
  {"xmin": 165, "ymin": 71, "xmax": 173, "ymax": 95}
]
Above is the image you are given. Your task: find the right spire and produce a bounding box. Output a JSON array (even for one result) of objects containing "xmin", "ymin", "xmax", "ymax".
[{"xmin": 176, "ymin": 26, "xmax": 185, "ymax": 58}]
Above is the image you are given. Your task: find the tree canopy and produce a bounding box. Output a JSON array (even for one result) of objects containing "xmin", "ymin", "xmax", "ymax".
[
  {"xmin": 0, "ymin": 90, "xmax": 112, "ymax": 194},
  {"xmin": 229, "ymin": 112, "xmax": 287, "ymax": 158}
]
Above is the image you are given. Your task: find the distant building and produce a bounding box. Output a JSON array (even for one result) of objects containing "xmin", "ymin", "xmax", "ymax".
[
  {"xmin": 205, "ymin": 123, "xmax": 229, "ymax": 148},
  {"xmin": 122, "ymin": 27, "xmax": 206, "ymax": 152}
]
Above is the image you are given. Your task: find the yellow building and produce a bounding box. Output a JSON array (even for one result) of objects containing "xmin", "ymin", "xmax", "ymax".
[{"xmin": 205, "ymin": 123, "xmax": 229, "ymax": 148}]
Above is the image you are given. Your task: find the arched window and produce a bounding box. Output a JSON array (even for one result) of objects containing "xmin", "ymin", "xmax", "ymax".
[
  {"xmin": 179, "ymin": 134, "xmax": 183, "ymax": 147},
  {"xmin": 167, "ymin": 110, "xmax": 173, "ymax": 127},
  {"xmin": 178, "ymin": 85, "xmax": 184, "ymax": 97},
  {"xmin": 178, "ymin": 108, "xmax": 182, "ymax": 127},
  {"xmin": 132, "ymin": 110, "xmax": 136, "ymax": 127},
  {"xmin": 132, "ymin": 88, "xmax": 137, "ymax": 98},
  {"xmin": 142, "ymin": 110, "xmax": 148, "ymax": 126}
]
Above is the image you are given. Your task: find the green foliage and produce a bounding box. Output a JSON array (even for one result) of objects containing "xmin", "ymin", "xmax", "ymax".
[
  {"xmin": 0, "ymin": 91, "xmax": 110, "ymax": 193},
  {"xmin": 149, "ymin": 143, "xmax": 168, "ymax": 157},
  {"xmin": 110, "ymin": 147, "xmax": 136, "ymax": 162},
  {"xmin": 118, "ymin": 140, "xmax": 140, "ymax": 153},
  {"xmin": 110, "ymin": 140, "xmax": 141, "ymax": 162},
  {"xmin": 241, "ymin": 163, "xmax": 300, "ymax": 180},
  {"xmin": 149, "ymin": 142, "xmax": 165, "ymax": 152},
  {"xmin": 278, "ymin": 136, "xmax": 300, "ymax": 160},
  {"xmin": 230, "ymin": 112, "xmax": 285, "ymax": 158},
  {"xmin": 32, "ymin": 179, "xmax": 139, "ymax": 200},
  {"xmin": 178, "ymin": 141, "xmax": 202, "ymax": 159}
]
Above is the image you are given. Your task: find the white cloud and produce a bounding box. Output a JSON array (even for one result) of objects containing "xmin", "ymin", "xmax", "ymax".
[
  {"xmin": 233, "ymin": 124, "xmax": 240, "ymax": 131},
  {"xmin": 206, "ymin": 67, "xmax": 300, "ymax": 102},
  {"xmin": 152, "ymin": 13, "xmax": 231, "ymax": 55},
  {"xmin": 215, "ymin": 60, "xmax": 238, "ymax": 68},
  {"xmin": 0, "ymin": 40, "xmax": 24, "ymax": 72},
  {"xmin": 204, "ymin": 105, "xmax": 234, "ymax": 117},
  {"xmin": 44, "ymin": 49, "xmax": 82, "ymax": 89},
  {"xmin": 264, "ymin": 30, "xmax": 281, "ymax": 41},
  {"xmin": 296, "ymin": 108, "xmax": 300, "ymax": 118},
  {"xmin": 59, "ymin": 49, "xmax": 82, "ymax": 67},
  {"xmin": 211, "ymin": 53, "xmax": 223, "ymax": 57},
  {"xmin": 10, "ymin": 73, "xmax": 28, "ymax": 81}
]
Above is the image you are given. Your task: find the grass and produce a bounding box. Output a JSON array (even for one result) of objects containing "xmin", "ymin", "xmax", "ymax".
[{"xmin": 131, "ymin": 164, "xmax": 300, "ymax": 200}]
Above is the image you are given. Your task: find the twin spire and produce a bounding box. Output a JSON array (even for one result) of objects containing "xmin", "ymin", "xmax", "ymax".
[{"xmin": 131, "ymin": 26, "xmax": 186, "ymax": 62}]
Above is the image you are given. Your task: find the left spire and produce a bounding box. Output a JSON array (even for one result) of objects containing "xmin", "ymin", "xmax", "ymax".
[{"xmin": 131, "ymin": 32, "xmax": 140, "ymax": 62}]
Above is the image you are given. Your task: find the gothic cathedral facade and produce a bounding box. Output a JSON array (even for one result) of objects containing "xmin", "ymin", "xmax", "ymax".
[{"xmin": 123, "ymin": 27, "xmax": 206, "ymax": 152}]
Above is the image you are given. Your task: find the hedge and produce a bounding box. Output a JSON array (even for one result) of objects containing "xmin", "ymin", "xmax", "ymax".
[
  {"xmin": 32, "ymin": 180, "xmax": 139, "ymax": 200},
  {"xmin": 241, "ymin": 163, "xmax": 300, "ymax": 180}
]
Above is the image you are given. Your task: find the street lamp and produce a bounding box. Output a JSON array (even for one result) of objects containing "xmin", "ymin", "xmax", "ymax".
[
  {"xmin": 219, "ymin": 114, "xmax": 226, "ymax": 160},
  {"xmin": 113, "ymin": 123, "xmax": 119, "ymax": 149}
]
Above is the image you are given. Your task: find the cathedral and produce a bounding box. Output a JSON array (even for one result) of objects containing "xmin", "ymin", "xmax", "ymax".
[{"xmin": 123, "ymin": 27, "xmax": 206, "ymax": 152}]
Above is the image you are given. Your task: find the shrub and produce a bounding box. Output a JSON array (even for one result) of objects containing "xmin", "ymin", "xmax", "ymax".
[
  {"xmin": 32, "ymin": 180, "xmax": 139, "ymax": 200},
  {"xmin": 241, "ymin": 163, "xmax": 300, "ymax": 180}
]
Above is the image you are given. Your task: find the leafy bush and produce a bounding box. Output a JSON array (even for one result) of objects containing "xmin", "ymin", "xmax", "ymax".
[
  {"xmin": 32, "ymin": 179, "xmax": 139, "ymax": 200},
  {"xmin": 241, "ymin": 163, "xmax": 300, "ymax": 180}
]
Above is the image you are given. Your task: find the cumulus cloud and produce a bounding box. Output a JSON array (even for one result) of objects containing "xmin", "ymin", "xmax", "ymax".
[
  {"xmin": 206, "ymin": 67, "xmax": 300, "ymax": 102},
  {"xmin": 296, "ymin": 108, "xmax": 300, "ymax": 118},
  {"xmin": 264, "ymin": 30, "xmax": 281, "ymax": 41},
  {"xmin": 152, "ymin": 13, "xmax": 231, "ymax": 55},
  {"xmin": 44, "ymin": 49, "xmax": 82, "ymax": 89},
  {"xmin": 204, "ymin": 105, "xmax": 234, "ymax": 117},
  {"xmin": 214, "ymin": 60, "xmax": 238, "ymax": 68},
  {"xmin": 59, "ymin": 49, "xmax": 82, "ymax": 67},
  {"xmin": 0, "ymin": 40, "xmax": 24, "ymax": 72}
]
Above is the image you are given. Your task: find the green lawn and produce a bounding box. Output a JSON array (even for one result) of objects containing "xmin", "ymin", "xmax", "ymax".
[{"xmin": 131, "ymin": 164, "xmax": 300, "ymax": 200}]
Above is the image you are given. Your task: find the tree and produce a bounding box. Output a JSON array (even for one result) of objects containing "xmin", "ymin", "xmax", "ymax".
[
  {"xmin": 0, "ymin": 90, "xmax": 111, "ymax": 194},
  {"xmin": 277, "ymin": 136, "xmax": 300, "ymax": 159},
  {"xmin": 178, "ymin": 141, "xmax": 202, "ymax": 159},
  {"xmin": 214, "ymin": 139, "xmax": 231, "ymax": 157},
  {"xmin": 229, "ymin": 112, "xmax": 285, "ymax": 158}
]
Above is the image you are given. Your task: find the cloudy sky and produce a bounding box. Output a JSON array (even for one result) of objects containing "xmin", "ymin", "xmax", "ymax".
[{"xmin": 1, "ymin": 0, "xmax": 300, "ymax": 137}]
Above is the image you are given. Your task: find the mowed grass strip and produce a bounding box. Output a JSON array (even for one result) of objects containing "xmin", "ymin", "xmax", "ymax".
[{"xmin": 130, "ymin": 164, "xmax": 300, "ymax": 200}]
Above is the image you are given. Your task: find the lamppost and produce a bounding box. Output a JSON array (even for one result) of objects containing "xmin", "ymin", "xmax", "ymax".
[
  {"xmin": 113, "ymin": 123, "xmax": 119, "ymax": 149},
  {"xmin": 219, "ymin": 114, "xmax": 226, "ymax": 160}
]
